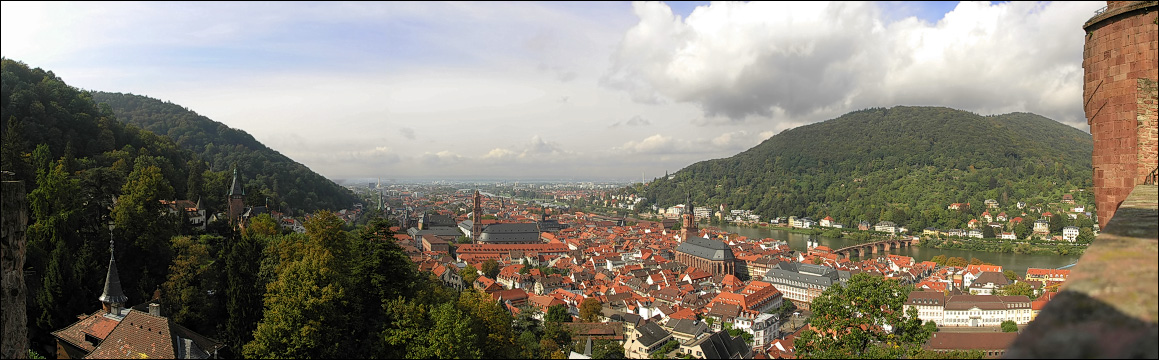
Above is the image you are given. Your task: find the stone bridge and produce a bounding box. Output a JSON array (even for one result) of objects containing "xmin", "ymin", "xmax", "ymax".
[{"xmin": 831, "ymin": 238, "xmax": 914, "ymax": 259}]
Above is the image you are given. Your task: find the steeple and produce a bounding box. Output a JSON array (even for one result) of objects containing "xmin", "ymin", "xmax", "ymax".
[
  {"xmin": 99, "ymin": 235, "xmax": 128, "ymax": 315},
  {"xmin": 472, "ymin": 189, "xmax": 483, "ymax": 242},
  {"xmin": 228, "ymin": 168, "xmax": 245, "ymax": 197},
  {"xmin": 680, "ymin": 191, "xmax": 698, "ymax": 241},
  {"xmin": 228, "ymin": 166, "xmax": 246, "ymax": 227}
]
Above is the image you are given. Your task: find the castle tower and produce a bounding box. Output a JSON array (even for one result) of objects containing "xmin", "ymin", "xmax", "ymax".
[
  {"xmin": 680, "ymin": 193, "xmax": 698, "ymax": 241},
  {"xmin": 228, "ymin": 167, "xmax": 246, "ymax": 227},
  {"xmin": 472, "ymin": 190, "xmax": 483, "ymax": 241},
  {"xmin": 98, "ymin": 237, "xmax": 128, "ymax": 316},
  {"xmin": 1082, "ymin": 1, "xmax": 1158, "ymax": 227}
]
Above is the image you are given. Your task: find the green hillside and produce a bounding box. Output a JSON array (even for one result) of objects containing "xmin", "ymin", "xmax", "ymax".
[
  {"xmin": 91, "ymin": 91, "xmax": 358, "ymax": 214},
  {"xmin": 635, "ymin": 106, "xmax": 1094, "ymax": 230}
]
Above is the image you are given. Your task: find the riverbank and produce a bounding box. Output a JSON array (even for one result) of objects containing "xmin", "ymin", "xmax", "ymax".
[
  {"xmin": 708, "ymin": 222, "xmax": 1088, "ymax": 257},
  {"xmin": 920, "ymin": 237, "xmax": 1088, "ymax": 257},
  {"xmin": 715, "ymin": 224, "xmax": 1084, "ymax": 275}
]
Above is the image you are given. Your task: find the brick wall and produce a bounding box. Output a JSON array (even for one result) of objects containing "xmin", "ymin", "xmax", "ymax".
[
  {"xmin": 1138, "ymin": 79, "xmax": 1158, "ymax": 183},
  {"xmin": 1082, "ymin": 1, "xmax": 1158, "ymax": 228}
]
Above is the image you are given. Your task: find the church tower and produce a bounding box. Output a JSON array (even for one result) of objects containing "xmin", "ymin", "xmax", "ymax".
[
  {"xmin": 228, "ymin": 167, "xmax": 245, "ymax": 227},
  {"xmin": 680, "ymin": 192, "xmax": 698, "ymax": 241},
  {"xmin": 472, "ymin": 190, "xmax": 483, "ymax": 241}
]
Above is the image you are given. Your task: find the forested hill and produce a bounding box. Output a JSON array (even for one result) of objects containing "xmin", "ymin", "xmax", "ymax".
[
  {"xmin": 91, "ymin": 91, "xmax": 358, "ymax": 214},
  {"xmin": 637, "ymin": 106, "xmax": 1094, "ymax": 230}
]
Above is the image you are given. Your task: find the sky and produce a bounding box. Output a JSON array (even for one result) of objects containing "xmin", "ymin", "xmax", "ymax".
[{"xmin": 1, "ymin": 1, "xmax": 1106, "ymax": 182}]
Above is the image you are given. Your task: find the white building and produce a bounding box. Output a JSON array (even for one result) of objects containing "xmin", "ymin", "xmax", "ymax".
[
  {"xmin": 904, "ymin": 291, "xmax": 945, "ymax": 325},
  {"xmin": 907, "ymin": 292, "xmax": 1032, "ymax": 327},
  {"xmin": 732, "ymin": 313, "xmax": 779, "ymax": 348},
  {"xmin": 942, "ymin": 295, "xmax": 1032, "ymax": 327},
  {"xmin": 874, "ymin": 221, "xmax": 897, "ymax": 234},
  {"xmin": 1062, "ymin": 226, "xmax": 1080, "ymax": 242}
]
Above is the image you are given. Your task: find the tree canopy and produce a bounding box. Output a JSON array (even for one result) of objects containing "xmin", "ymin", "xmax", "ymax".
[{"xmin": 794, "ymin": 273, "xmax": 936, "ymax": 358}]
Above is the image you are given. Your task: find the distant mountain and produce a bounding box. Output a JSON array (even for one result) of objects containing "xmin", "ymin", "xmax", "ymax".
[
  {"xmin": 91, "ymin": 92, "xmax": 358, "ymax": 214},
  {"xmin": 637, "ymin": 106, "xmax": 1093, "ymax": 230}
]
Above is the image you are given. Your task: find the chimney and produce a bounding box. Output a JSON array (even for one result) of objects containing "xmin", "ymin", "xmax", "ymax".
[{"xmin": 149, "ymin": 303, "xmax": 161, "ymax": 317}]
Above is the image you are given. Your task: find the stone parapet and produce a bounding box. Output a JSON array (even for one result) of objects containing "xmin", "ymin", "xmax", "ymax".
[{"xmin": 1004, "ymin": 185, "xmax": 1158, "ymax": 358}]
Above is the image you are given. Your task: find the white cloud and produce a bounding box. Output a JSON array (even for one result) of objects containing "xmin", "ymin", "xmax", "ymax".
[
  {"xmin": 605, "ymin": 1, "xmax": 1104, "ymax": 128},
  {"xmin": 614, "ymin": 134, "xmax": 685, "ymax": 155}
]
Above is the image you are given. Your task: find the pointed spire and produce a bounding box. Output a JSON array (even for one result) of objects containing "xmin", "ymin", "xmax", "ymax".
[
  {"xmin": 228, "ymin": 167, "xmax": 244, "ymax": 197},
  {"xmin": 99, "ymin": 234, "xmax": 128, "ymax": 307}
]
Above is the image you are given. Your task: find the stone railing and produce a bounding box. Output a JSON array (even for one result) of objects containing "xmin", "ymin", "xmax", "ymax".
[{"xmin": 1004, "ymin": 185, "xmax": 1158, "ymax": 358}]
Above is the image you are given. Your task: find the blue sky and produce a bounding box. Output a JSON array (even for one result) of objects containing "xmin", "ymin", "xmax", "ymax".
[{"xmin": 1, "ymin": 1, "xmax": 1105, "ymax": 181}]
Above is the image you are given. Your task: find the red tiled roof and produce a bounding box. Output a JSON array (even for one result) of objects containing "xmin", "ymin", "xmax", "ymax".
[{"xmin": 53, "ymin": 311, "xmax": 122, "ymax": 352}]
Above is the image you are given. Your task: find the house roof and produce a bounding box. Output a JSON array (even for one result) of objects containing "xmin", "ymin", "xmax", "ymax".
[
  {"xmin": 905, "ymin": 291, "xmax": 946, "ymax": 306},
  {"xmin": 666, "ymin": 318, "xmax": 708, "ymax": 337},
  {"xmin": 83, "ymin": 309, "xmax": 224, "ymax": 359},
  {"xmin": 674, "ymin": 237, "xmax": 735, "ymax": 261},
  {"xmin": 634, "ymin": 321, "xmax": 671, "ymax": 347},
  {"xmin": 52, "ymin": 311, "xmax": 121, "ymax": 353},
  {"xmin": 970, "ymin": 271, "xmax": 1010, "ymax": 287},
  {"xmin": 479, "ymin": 223, "xmax": 542, "ymax": 243},
  {"xmin": 693, "ymin": 331, "xmax": 751, "ymax": 359}
]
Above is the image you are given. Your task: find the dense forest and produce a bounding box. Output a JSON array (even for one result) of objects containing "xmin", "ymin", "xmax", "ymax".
[
  {"xmin": 2, "ymin": 57, "xmax": 208, "ymax": 355},
  {"xmin": 634, "ymin": 106, "xmax": 1094, "ymax": 230},
  {"xmin": 91, "ymin": 91, "xmax": 358, "ymax": 214}
]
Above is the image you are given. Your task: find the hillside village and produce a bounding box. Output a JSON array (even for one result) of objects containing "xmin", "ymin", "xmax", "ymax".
[{"xmin": 370, "ymin": 185, "xmax": 1074, "ymax": 359}]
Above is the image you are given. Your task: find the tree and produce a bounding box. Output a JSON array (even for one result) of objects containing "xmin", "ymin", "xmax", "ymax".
[
  {"xmin": 481, "ymin": 259, "xmax": 501, "ymax": 279},
  {"xmin": 112, "ymin": 155, "xmax": 178, "ymax": 301},
  {"xmin": 981, "ymin": 225, "xmax": 995, "ymax": 239},
  {"xmin": 944, "ymin": 257, "xmax": 968, "ymax": 267},
  {"xmin": 1013, "ymin": 221, "xmax": 1031, "ymax": 240},
  {"xmin": 458, "ymin": 289, "xmax": 516, "ymax": 358},
  {"xmin": 224, "ymin": 226, "xmax": 265, "ymax": 355},
  {"xmin": 460, "ymin": 264, "xmax": 480, "ymax": 286},
  {"xmin": 930, "ymin": 255, "xmax": 947, "ymax": 266},
  {"xmin": 1048, "ymin": 212, "xmax": 1065, "ymax": 233},
  {"xmin": 793, "ymin": 273, "xmax": 936, "ymax": 358},
  {"xmin": 161, "ymin": 235, "xmax": 217, "ymax": 335},
  {"xmin": 1003, "ymin": 270, "xmax": 1019, "ymax": 282},
  {"xmin": 996, "ymin": 281, "xmax": 1036, "ymax": 300},
  {"xmin": 547, "ymin": 304, "xmax": 572, "ymax": 323},
  {"xmin": 1001, "ymin": 320, "xmax": 1019, "ymax": 333},
  {"xmin": 591, "ymin": 339, "xmax": 626, "ymax": 359},
  {"xmin": 580, "ymin": 298, "xmax": 603, "ymax": 322},
  {"xmin": 1076, "ymin": 228, "xmax": 1095, "ymax": 244},
  {"xmin": 243, "ymin": 212, "xmax": 352, "ymax": 359}
]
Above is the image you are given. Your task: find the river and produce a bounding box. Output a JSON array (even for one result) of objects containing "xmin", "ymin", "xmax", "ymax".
[{"xmin": 713, "ymin": 224, "xmax": 1083, "ymax": 277}]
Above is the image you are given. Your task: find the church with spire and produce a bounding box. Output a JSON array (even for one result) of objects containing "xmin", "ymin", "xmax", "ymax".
[
  {"xmin": 673, "ymin": 193, "xmax": 736, "ymax": 276},
  {"xmin": 51, "ymin": 232, "xmax": 224, "ymax": 358}
]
